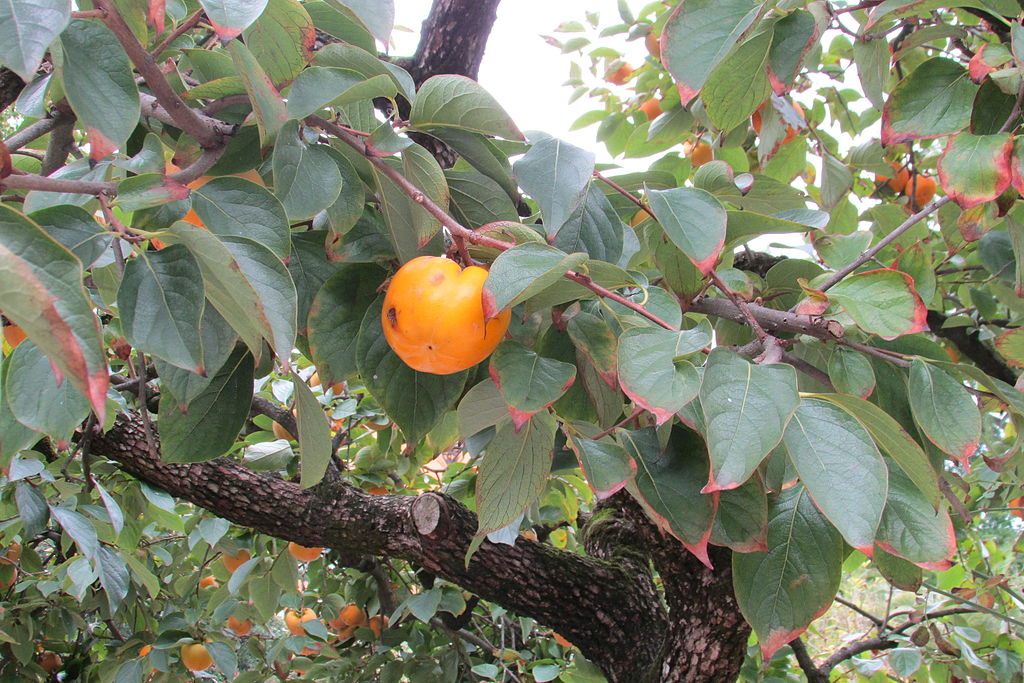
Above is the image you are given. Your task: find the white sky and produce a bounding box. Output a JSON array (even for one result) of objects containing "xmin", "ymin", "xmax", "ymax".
[{"xmin": 393, "ymin": 0, "xmax": 632, "ymax": 160}]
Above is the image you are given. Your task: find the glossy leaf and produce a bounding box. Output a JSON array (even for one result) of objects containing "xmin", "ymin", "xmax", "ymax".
[
  {"xmin": 568, "ymin": 434, "xmax": 636, "ymax": 499},
  {"xmin": 410, "ymin": 74, "xmax": 523, "ymax": 140},
  {"xmin": 482, "ymin": 243, "xmax": 587, "ymax": 317},
  {"xmin": 118, "ymin": 246, "xmax": 205, "ymax": 374},
  {"xmin": 725, "ymin": 210, "xmax": 823, "ymax": 246},
  {"xmin": 115, "ymin": 173, "xmax": 191, "ymax": 212},
  {"xmin": 4, "ymin": 341, "xmax": 90, "ymax": 447},
  {"xmin": 286, "ymin": 231, "xmax": 344, "ymax": 332},
  {"xmin": 373, "ymin": 144, "xmax": 448, "ymax": 262},
  {"xmin": 700, "ymin": 348, "xmax": 799, "ymax": 492},
  {"xmin": 512, "ymin": 137, "xmax": 594, "ymax": 236},
  {"xmin": 50, "ymin": 506, "xmax": 98, "ymax": 559},
  {"xmin": 875, "ymin": 461, "xmax": 956, "ymax": 570},
  {"xmin": 153, "ymin": 304, "xmax": 238, "ymax": 407},
  {"xmin": 852, "ymin": 36, "xmax": 888, "ymax": 110},
  {"xmin": 293, "ymin": 373, "xmax": 334, "ymax": 489},
  {"xmin": 827, "ymin": 346, "xmax": 876, "ymax": 398},
  {"xmin": 817, "ymin": 393, "xmax": 940, "ymax": 507},
  {"xmin": 243, "ymin": 0, "xmax": 314, "ymax": 87},
  {"xmin": 711, "ymin": 477, "xmax": 768, "ymax": 553},
  {"xmin": 566, "ymin": 311, "xmax": 618, "ymax": 387},
  {"xmin": 732, "ymin": 485, "xmax": 844, "ymax": 660},
  {"xmin": 0, "ymin": 205, "xmax": 107, "ymax": 418},
  {"xmin": 937, "ymin": 132, "xmax": 1013, "ymax": 209},
  {"xmin": 159, "ymin": 346, "xmax": 254, "ymax": 463},
  {"xmin": 199, "ymin": 0, "xmax": 269, "ymax": 38},
  {"xmin": 272, "ymin": 121, "xmax": 344, "ymax": 220},
  {"xmin": 881, "ymin": 57, "xmax": 977, "ymax": 145},
  {"xmin": 766, "ymin": 9, "xmax": 816, "ymax": 94},
  {"xmin": 489, "ymin": 342, "xmax": 576, "ymax": 430},
  {"xmin": 828, "ymin": 268, "xmax": 928, "ymax": 340},
  {"xmin": 661, "ymin": 0, "xmax": 760, "ymax": 103},
  {"xmin": 782, "ymin": 397, "xmax": 888, "ymax": 554},
  {"xmin": 190, "ymin": 177, "xmax": 291, "ymax": 260},
  {"xmin": 908, "ymin": 359, "xmax": 981, "ymax": 467},
  {"xmin": 622, "ymin": 427, "xmax": 717, "ymax": 567},
  {"xmin": 553, "ymin": 182, "xmax": 624, "ymax": 264},
  {"xmin": 356, "ymin": 298, "xmax": 468, "ymax": 444},
  {"xmin": 647, "ymin": 187, "xmax": 727, "ymax": 274},
  {"xmin": 476, "ymin": 411, "xmax": 557, "ymax": 535},
  {"xmin": 327, "ymin": 0, "xmax": 394, "ymax": 43},
  {"xmin": 702, "ymin": 28, "xmax": 773, "ymax": 132},
  {"xmin": 228, "ymin": 39, "xmax": 287, "ymax": 145},
  {"xmin": 287, "ymin": 67, "xmax": 397, "ymax": 119},
  {"xmin": 28, "ymin": 205, "xmax": 111, "ymax": 271},
  {"xmin": 58, "ymin": 19, "xmax": 139, "ymax": 154},
  {"xmin": 457, "ymin": 379, "xmax": 509, "ymax": 438},
  {"xmin": 307, "ymin": 264, "xmax": 385, "ymax": 385},
  {"xmin": 0, "ymin": 0, "xmax": 70, "ymax": 81},
  {"xmin": 617, "ymin": 324, "xmax": 709, "ymax": 425}
]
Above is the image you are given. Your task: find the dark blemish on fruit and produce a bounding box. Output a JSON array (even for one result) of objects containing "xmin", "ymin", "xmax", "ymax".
[{"xmin": 386, "ymin": 307, "xmax": 398, "ymax": 327}]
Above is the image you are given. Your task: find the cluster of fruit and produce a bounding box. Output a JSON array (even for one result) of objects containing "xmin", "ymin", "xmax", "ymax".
[{"xmin": 875, "ymin": 161, "xmax": 937, "ymax": 211}]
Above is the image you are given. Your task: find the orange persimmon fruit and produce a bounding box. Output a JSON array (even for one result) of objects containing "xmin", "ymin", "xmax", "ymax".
[
  {"xmin": 381, "ymin": 256, "xmax": 511, "ymax": 375},
  {"xmin": 180, "ymin": 643, "xmax": 213, "ymax": 671},
  {"xmin": 639, "ymin": 98, "xmax": 663, "ymax": 121},
  {"xmin": 287, "ymin": 542, "xmax": 323, "ymax": 562},
  {"xmin": 227, "ymin": 615, "xmax": 253, "ymax": 636},
  {"xmin": 285, "ymin": 607, "xmax": 318, "ymax": 636},
  {"xmin": 908, "ymin": 174, "xmax": 937, "ymax": 210},
  {"xmin": 1009, "ymin": 495, "xmax": 1024, "ymax": 519},
  {"xmin": 221, "ymin": 548, "xmax": 250, "ymax": 573},
  {"xmin": 751, "ymin": 101, "xmax": 803, "ymax": 144},
  {"xmin": 606, "ymin": 63, "xmax": 633, "ymax": 85},
  {"xmin": 875, "ymin": 161, "xmax": 910, "ymax": 194}
]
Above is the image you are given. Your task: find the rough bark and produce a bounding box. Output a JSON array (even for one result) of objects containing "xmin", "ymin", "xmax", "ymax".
[
  {"xmin": 395, "ymin": 0, "xmax": 501, "ymax": 85},
  {"xmin": 926, "ymin": 309, "xmax": 1016, "ymax": 385},
  {"xmin": 0, "ymin": 67, "xmax": 26, "ymax": 114},
  {"xmin": 90, "ymin": 412, "xmax": 749, "ymax": 682}
]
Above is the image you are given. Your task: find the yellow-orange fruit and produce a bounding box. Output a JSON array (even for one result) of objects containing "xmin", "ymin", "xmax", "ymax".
[
  {"xmin": 366, "ymin": 485, "xmax": 389, "ymax": 495},
  {"xmin": 606, "ymin": 63, "xmax": 633, "ymax": 85},
  {"xmin": 381, "ymin": 256, "xmax": 511, "ymax": 375},
  {"xmin": 180, "ymin": 643, "xmax": 213, "ymax": 671},
  {"xmin": 227, "ymin": 615, "xmax": 253, "ymax": 636},
  {"xmin": 368, "ymin": 614, "xmax": 387, "ymax": 638},
  {"xmin": 139, "ymin": 644, "xmax": 152, "ymax": 657},
  {"xmin": 1009, "ymin": 495, "xmax": 1024, "ymax": 519},
  {"xmin": 553, "ymin": 632, "xmax": 573, "ymax": 648},
  {"xmin": 645, "ymin": 31, "xmax": 661, "ymax": 60},
  {"xmin": 285, "ymin": 607, "xmax": 317, "ymax": 636},
  {"xmin": 639, "ymin": 98, "xmax": 663, "ymax": 121},
  {"xmin": 751, "ymin": 101, "xmax": 803, "ymax": 144},
  {"xmin": 909, "ymin": 174, "xmax": 936, "ymax": 210},
  {"xmin": 876, "ymin": 161, "xmax": 910, "ymax": 194},
  {"xmin": 198, "ymin": 575, "xmax": 218, "ymax": 589},
  {"xmin": 3, "ymin": 324, "xmax": 26, "ymax": 349},
  {"xmin": 689, "ymin": 142, "xmax": 713, "ymax": 167},
  {"xmin": 221, "ymin": 549, "xmax": 250, "ymax": 573},
  {"xmin": 287, "ymin": 542, "xmax": 322, "ymax": 562},
  {"xmin": 37, "ymin": 651, "xmax": 62, "ymax": 673}
]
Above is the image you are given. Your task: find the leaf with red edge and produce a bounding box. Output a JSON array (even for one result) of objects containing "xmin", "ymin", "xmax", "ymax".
[
  {"xmin": 711, "ymin": 477, "xmax": 768, "ymax": 553},
  {"xmin": 148, "ymin": 0, "xmax": 166, "ymax": 33},
  {"xmin": 114, "ymin": 173, "xmax": 191, "ymax": 212},
  {"xmin": 622, "ymin": 426, "xmax": 718, "ymax": 568},
  {"xmin": 567, "ymin": 433, "xmax": 636, "ymax": 500},
  {"xmin": 865, "ymin": 1, "xmax": 926, "ymax": 29},
  {"xmin": 1009, "ymin": 137, "xmax": 1024, "ymax": 195},
  {"xmin": 482, "ymin": 243, "xmax": 587, "ymax": 318},
  {"xmin": 489, "ymin": 341, "xmax": 576, "ymax": 431},
  {"xmin": 828, "ymin": 268, "xmax": 928, "ymax": 340},
  {"xmin": 198, "ymin": 0, "xmax": 268, "ymax": 39},
  {"xmin": 996, "ymin": 328, "xmax": 1024, "ymax": 368},
  {"xmin": 782, "ymin": 397, "xmax": 888, "ymax": 555},
  {"xmin": 647, "ymin": 187, "xmax": 727, "ymax": 275},
  {"xmin": 958, "ymin": 202, "xmax": 998, "ymax": 242},
  {"xmin": 766, "ymin": 9, "xmax": 816, "ymax": 95},
  {"xmin": 0, "ymin": 205, "xmax": 107, "ymax": 420},
  {"xmin": 908, "ymin": 359, "xmax": 981, "ymax": 468},
  {"xmin": 875, "ymin": 460, "xmax": 956, "ymax": 571},
  {"xmin": 968, "ymin": 44, "xmax": 997, "ymax": 83},
  {"xmin": 228, "ymin": 39, "xmax": 287, "ymax": 146},
  {"xmin": 661, "ymin": 0, "xmax": 760, "ymax": 104},
  {"xmin": 937, "ymin": 132, "xmax": 1012, "ymax": 209},
  {"xmin": 732, "ymin": 485, "xmax": 844, "ymax": 661},
  {"xmin": 881, "ymin": 57, "xmax": 977, "ymax": 145},
  {"xmin": 700, "ymin": 348, "xmax": 799, "ymax": 492},
  {"xmin": 566, "ymin": 311, "xmax": 618, "ymax": 388},
  {"xmin": 616, "ymin": 323, "xmax": 709, "ymax": 426}
]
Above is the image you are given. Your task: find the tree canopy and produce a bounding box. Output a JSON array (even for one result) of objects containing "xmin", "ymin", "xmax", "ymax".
[{"xmin": 0, "ymin": 0, "xmax": 1023, "ymax": 681}]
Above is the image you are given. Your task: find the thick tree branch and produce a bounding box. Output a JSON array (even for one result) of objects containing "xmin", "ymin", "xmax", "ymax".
[
  {"xmin": 926, "ymin": 310, "xmax": 1016, "ymax": 384},
  {"xmin": 90, "ymin": 413, "xmax": 667, "ymax": 682},
  {"xmin": 395, "ymin": 0, "xmax": 501, "ymax": 84}
]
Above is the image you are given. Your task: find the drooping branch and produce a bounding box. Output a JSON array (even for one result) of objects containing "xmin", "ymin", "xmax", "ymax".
[{"xmin": 90, "ymin": 412, "xmax": 668, "ymax": 682}]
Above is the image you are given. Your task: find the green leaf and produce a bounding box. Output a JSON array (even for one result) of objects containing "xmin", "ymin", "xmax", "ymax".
[
  {"xmin": 661, "ymin": 0, "xmax": 760, "ymax": 103},
  {"xmin": 782, "ymin": 397, "xmax": 888, "ymax": 553},
  {"xmin": 199, "ymin": 0, "xmax": 268, "ymax": 38},
  {"xmin": 853, "ymin": 37, "xmax": 889, "ymax": 111},
  {"xmin": 874, "ymin": 548, "xmax": 923, "ymax": 592},
  {"xmin": 27, "ymin": 205, "xmax": 111, "ymax": 271},
  {"xmin": 647, "ymin": 187, "xmax": 727, "ymax": 274},
  {"xmin": 190, "ymin": 177, "xmax": 292, "ymax": 260},
  {"xmin": 488, "ymin": 342, "xmax": 576, "ymax": 430},
  {"xmin": 287, "ymin": 67, "xmax": 397, "ymax": 120},
  {"xmin": 96, "ymin": 545, "xmax": 129, "ymax": 612},
  {"xmin": 996, "ymin": 327, "xmax": 1024, "ymax": 368},
  {"xmin": 153, "ymin": 304, "xmax": 238, "ymax": 406},
  {"xmin": 699, "ymin": 348, "xmax": 799, "ymax": 492},
  {"xmin": 622, "ymin": 427, "xmax": 717, "ymax": 567},
  {"xmin": 482, "ymin": 243, "xmax": 587, "ymax": 317},
  {"xmin": 567, "ymin": 434, "xmax": 636, "ymax": 499},
  {"xmin": 115, "ymin": 174, "xmax": 192, "ymax": 212},
  {"xmin": 372, "ymin": 144, "xmax": 448, "ymax": 262},
  {"xmin": 0, "ymin": 0, "xmax": 70, "ymax": 81},
  {"xmin": 410, "ymin": 74, "xmax": 522, "ymax": 140},
  {"xmin": 828, "ymin": 268, "xmax": 928, "ymax": 340},
  {"xmin": 457, "ymin": 379, "xmax": 508, "ymax": 438},
  {"xmin": 15, "ymin": 482, "xmax": 49, "ymax": 538},
  {"xmin": 327, "ymin": 0, "xmax": 394, "ymax": 43},
  {"xmin": 243, "ymin": 0, "xmax": 314, "ymax": 87},
  {"xmin": 882, "ymin": 57, "xmax": 977, "ymax": 145},
  {"xmin": 293, "ymin": 373, "xmax": 334, "ymax": 488},
  {"xmin": 703, "ymin": 28, "xmax": 773, "ymax": 132},
  {"xmin": 617, "ymin": 324, "xmax": 709, "ymax": 425},
  {"xmin": 228, "ymin": 39, "xmax": 287, "ymax": 145},
  {"xmin": 159, "ymin": 346, "xmax": 254, "ymax": 463},
  {"xmin": 817, "ymin": 393, "xmax": 940, "ymax": 507},
  {"xmin": 876, "ymin": 461, "xmax": 956, "ymax": 570},
  {"xmin": 476, "ymin": 412, "xmax": 557, "ymax": 534},
  {"xmin": 732, "ymin": 485, "xmax": 844, "ymax": 660},
  {"xmin": 356, "ymin": 297, "xmax": 468, "ymax": 444},
  {"xmin": 827, "ymin": 346, "xmax": 876, "ymax": 398},
  {"xmin": 57, "ymin": 18, "xmax": 139, "ymax": 153},
  {"xmin": 286, "ymin": 231, "xmax": 344, "ymax": 332},
  {"xmin": 314, "ymin": 42, "xmax": 414, "ymax": 100},
  {"xmin": 512, "ymin": 137, "xmax": 594, "ymax": 235},
  {"xmin": 307, "ymin": 264, "xmax": 385, "ymax": 384},
  {"xmin": 725, "ymin": 210, "xmax": 821, "ymax": 246},
  {"xmin": 908, "ymin": 359, "xmax": 981, "ymax": 467},
  {"xmin": 50, "ymin": 505, "xmax": 98, "ymax": 559},
  {"xmin": 118, "ymin": 246, "xmax": 205, "ymax": 374},
  {"xmin": 272, "ymin": 122, "xmax": 344, "ymax": 221},
  {"xmin": 937, "ymin": 132, "xmax": 1013, "ymax": 209},
  {"xmin": 711, "ymin": 477, "xmax": 768, "ymax": 553},
  {"xmin": 566, "ymin": 311, "xmax": 618, "ymax": 388},
  {"xmin": 821, "ymin": 154, "xmax": 853, "ymax": 210},
  {"xmin": 446, "ymin": 171, "xmax": 519, "ymax": 228},
  {"xmin": 4, "ymin": 340, "xmax": 90, "ymax": 447}
]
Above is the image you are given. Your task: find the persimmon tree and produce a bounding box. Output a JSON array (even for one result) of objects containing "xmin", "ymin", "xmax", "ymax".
[{"xmin": 1, "ymin": 1, "xmax": 1024, "ymax": 682}]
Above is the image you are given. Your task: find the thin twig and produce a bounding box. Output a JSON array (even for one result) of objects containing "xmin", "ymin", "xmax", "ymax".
[
  {"xmin": 593, "ymin": 170, "xmax": 650, "ymax": 215},
  {"xmin": 708, "ymin": 271, "xmax": 768, "ymax": 339},
  {"xmin": 151, "ymin": 9, "xmax": 206, "ymax": 59},
  {"xmin": 834, "ymin": 596, "xmax": 884, "ymax": 627}
]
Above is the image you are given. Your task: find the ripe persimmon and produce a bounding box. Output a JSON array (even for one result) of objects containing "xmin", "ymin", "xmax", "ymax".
[
  {"xmin": 37, "ymin": 651, "xmax": 62, "ymax": 673},
  {"xmin": 221, "ymin": 548, "xmax": 250, "ymax": 573},
  {"xmin": 639, "ymin": 98, "xmax": 663, "ymax": 121},
  {"xmin": 138, "ymin": 644, "xmax": 152, "ymax": 657},
  {"xmin": 645, "ymin": 30, "xmax": 660, "ymax": 60},
  {"xmin": 908, "ymin": 174, "xmax": 936, "ymax": 210},
  {"xmin": 3, "ymin": 324, "xmax": 26, "ymax": 349},
  {"xmin": 875, "ymin": 161, "xmax": 910, "ymax": 193},
  {"xmin": 381, "ymin": 256, "xmax": 511, "ymax": 375},
  {"xmin": 368, "ymin": 614, "xmax": 388, "ymax": 638},
  {"xmin": 366, "ymin": 485, "xmax": 389, "ymax": 495},
  {"xmin": 752, "ymin": 101, "xmax": 803, "ymax": 144},
  {"xmin": 285, "ymin": 607, "xmax": 317, "ymax": 635},
  {"xmin": 689, "ymin": 142, "xmax": 713, "ymax": 167},
  {"xmin": 287, "ymin": 542, "xmax": 322, "ymax": 562},
  {"xmin": 227, "ymin": 615, "xmax": 253, "ymax": 636},
  {"xmin": 180, "ymin": 643, "xmax": 213, "ymax": 671},
  {"xmin": 309, "ymin": 371, "xmax": 344, "ymax": 394},
  {"xmin": 606, "ymin": 63, "xmax": 633, "ymax": 85},
  {"xmin": 198, "ymin": 575, "xmax": 218, "ymax": 589},
  {"xmin": 1009, "ymin": 495, "xmax": 1024, "ymax": 519}
]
